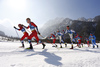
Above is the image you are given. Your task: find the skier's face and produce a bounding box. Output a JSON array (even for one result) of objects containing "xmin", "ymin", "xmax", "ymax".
[
  {"xmin": 18, "ymin": 25, "xmax": 20, "ymax": 28},
  {"xmin": 90, "ymin": 34, "xmax": 92, "ymax": 36},
  {"xmin": 26, "ymin": 20, "xmax": 31, "ymax": 24},
  {"xmin": 18, "ymin": 24, "xmax": 21, "ymax": 28},
  {"xmin": 67, "ymin": 27, "xmax": 69, "ymax": 30}
]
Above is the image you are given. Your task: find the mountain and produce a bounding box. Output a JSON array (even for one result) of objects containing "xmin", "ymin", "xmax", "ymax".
[
  {"xmin": 0, "ymin": 19, "xmax": 23, "ymax": 37},
  {"xmin": 39, "ymin": 18, "xmax": 72, "ymax": 37},
  {"xmin": 94, "ymin": 15, "xmax": 100, "ymax": 21},
  {"xmin": 77, "ymin": 17, "xmax": 94, "ymax": 22},
  {"xmin": 77, "ymin": 17, "xmax": 87, "ymax": 21},
  {"xmin": 0, "ymin": 31, "xmax": 5, "ymax": 36},
  {"xmin": 40, "ymin": 15, "xmax": 100, "ymax": 40},
  {"xmin": 70, "ymin": 20, "xmax": 96, "ymax": 39},
  {"xmin": 95, "ymin": 15, "xmax": 100, "ymax": 40}
]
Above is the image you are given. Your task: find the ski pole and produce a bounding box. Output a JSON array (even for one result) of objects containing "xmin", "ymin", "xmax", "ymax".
[
  {"xmin": 39, "ymin": 34, "xmax": 45, "ymax": 38},
  {"xmin": 39, "ymin": 34, "xmax": 53, "ymax": 45},
  {"xmin": 15, "ymin": 29, "xmax": 20, "ymax": 38}
]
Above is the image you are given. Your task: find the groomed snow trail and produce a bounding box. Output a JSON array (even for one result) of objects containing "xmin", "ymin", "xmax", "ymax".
[{"xmin": 0, "ymin": 42, "xmax": 100, "ymax": 67}]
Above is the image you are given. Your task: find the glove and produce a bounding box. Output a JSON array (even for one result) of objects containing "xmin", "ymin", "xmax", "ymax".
[
  {"xmin": 14, "ymin": 26, "xmax": 17, "ymax": 29},
  {"xmin": 38, "ymin": 32, "xmax": 40, "ymax": 35},
  {"xmin": 21, "ymin": 24, "xmax": 24, "ymax": 27}
]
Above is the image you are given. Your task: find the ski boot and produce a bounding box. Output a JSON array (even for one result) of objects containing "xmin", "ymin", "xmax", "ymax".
[
  {"xmin": 77, "ymin": 44, "xmax": 81, "ymax": 48},
  {"xmin": 70, "ymin": 45, "xmax": 73, "ymax": 49},
  {"xmin": 81, "ymin": 44, "xmax": 83, "ymax": 47},
  {"xmin": 55, "ymin": 45, "xmax": 57, "ymax": 47},
  {"xmin": 93, "ymin": 45, "xmax": 95, "ymax": 48},
  {"xmin": 60, "ymin": 45, "xmax": 62, "ymax": 48},
  {"xmin": 42, "ymin": 43, "xmax": 46, "ymax": 49},
  {"xmin": 19, "ymin": 44, "xmax": 24, "ymax": 48},
  {"xmin": 79, "ymin": 45, "xmax": 81, "ymax": 48},
  {"xmin": 88, "ymin": 44, "xmax": 90, "ymax": 47},
  {"xmin": 65, "ymin": 43, "xmax": 67, "ymax": 47},
  {"xmin": 97, "ymin": 45, "xmax": 99, "ymax": 48},
  {"xmin": 27, "ymin": 44, "xmax": 33, "ymax": 49},
  {"xmin": 77, "ymin": 44, "xmax": 79, "ymax": 47}
]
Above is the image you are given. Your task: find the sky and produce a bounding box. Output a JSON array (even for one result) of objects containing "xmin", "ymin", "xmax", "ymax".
[{"xmin": 0, "ymin": 0, "xmax": 100, "ymax": 36}]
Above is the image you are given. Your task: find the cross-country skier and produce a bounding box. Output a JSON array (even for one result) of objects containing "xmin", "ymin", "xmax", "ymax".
[
  {"xmin": 62, "ymin": 30, "xmax": 67, "ymax": 47},
  {"xmin": 89, "ymin": 33, "xmax": 98, "ymax": 48},
  {"xmin": 56, "ymin": 30, "xmax": 67, "ymax": 48},
  {"xmin": 65, "ymin": 26, "xmax": 76, "ymax": 49},
  {"xmin": 14, "ymin": 24, "xmax": 32, "ymax": 48},
  {"xmin": 49, "ymin": 33, "xmax": 57, "ymax": 47},
  {"xmin": 86, "ymin": 38, "xmax": 90, "ymax": 47},
  {"xmin": 75, "ymin": 34, "xmax": 83, "ymax": 48},
  {"xmin": 25, "ymin": 18, "xmax": 46, "ymax": 49}
]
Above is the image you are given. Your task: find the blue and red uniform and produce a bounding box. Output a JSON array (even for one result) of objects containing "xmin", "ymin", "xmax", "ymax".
[
  {"xmin": 86, "ymin": 38, "xmax": 90, "ymax": 47},
  {"xmin": 16, "ymin": 26, "xmax": 29, "ymax": 42},
  {"xmin": 65, "ymin": 29, "xmax": 76, "ymax": 45},
  {"xmin": 89, "ymin": 34, "xmax": 98, "ymax": 48},
  {"xmin": 56, "ymin": 31, "xmax": 65, "ymax": 44},
  {"xmin": 50, "ymin": 34, "xmax": 56, "ymax": 44},
  {"xmin": 75, "ymin": 35, "xmax": 82, "ymax": 46},
  {"xmin": 89, "ymin": 35, "xmax": 96, "ymax": 46},
  {"xmin": 14, "ymin": 24, "xmax": 31, "ymax": 47},
  {"xmin": 27, "ymin": 22, "xmax": 39, "ymax": 43}
]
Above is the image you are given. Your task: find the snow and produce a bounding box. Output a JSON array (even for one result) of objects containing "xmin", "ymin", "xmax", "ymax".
[{"xmin": 0, "ymin": 42, "xmax": 100, "ymax": 67}]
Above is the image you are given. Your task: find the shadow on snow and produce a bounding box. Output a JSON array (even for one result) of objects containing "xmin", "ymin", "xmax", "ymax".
[
  {"xmin": 26, "ymin": 49, "xmax": 62, "ymax": 66},
  {"xmin": 73, "ymin": 48, "xmax": 100, "ymax": 53}
]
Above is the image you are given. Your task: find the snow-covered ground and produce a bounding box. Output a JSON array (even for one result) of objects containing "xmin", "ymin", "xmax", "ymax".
[{"xmin": 0, "ymin": 42, "xmax": 100, "ymax": 67}]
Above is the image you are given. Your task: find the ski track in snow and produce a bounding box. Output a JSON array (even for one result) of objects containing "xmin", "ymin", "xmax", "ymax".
[{"xmin": 0, "ymin": 42, "xmax": 100, "ymax": 67}]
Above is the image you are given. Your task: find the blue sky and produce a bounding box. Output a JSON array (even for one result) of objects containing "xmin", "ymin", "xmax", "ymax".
[{"xmin": 0, "ymin": 0, "xmax": 100, "ymax": 28}]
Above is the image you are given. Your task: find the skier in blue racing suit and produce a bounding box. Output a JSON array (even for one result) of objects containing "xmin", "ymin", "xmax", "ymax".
[{"xmin": 89, "ymin": 33, "xmax": 98, "ymax": 48}]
